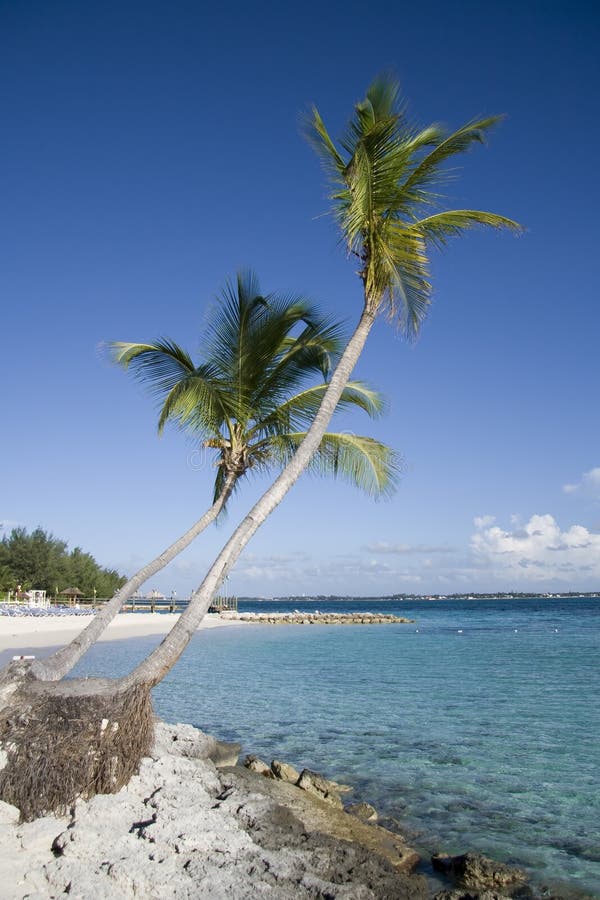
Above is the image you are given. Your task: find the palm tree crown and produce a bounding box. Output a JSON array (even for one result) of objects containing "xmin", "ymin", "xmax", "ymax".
[
  {"xmin": 305, "ymin": 76, "xmax": 522, "ymax": 336},
  {"xmin": 111, "ymin": 270, "xmax": 400, "ymax": 501}
]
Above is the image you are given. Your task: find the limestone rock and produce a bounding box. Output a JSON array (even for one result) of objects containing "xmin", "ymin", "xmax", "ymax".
[
  {"xmin": 346, "ymin": 801, "xmax": 378, "ymax": 823},
  {"xmin": 431, "ymin": 852, "xmax": 528, "ymax": 891},
  {"xmin": 297, "ymin": 768, "xmax": 344, "ymax": 808},
  {"xmin": 151, "ymin": 721, "xmax": 239, "ymax": 771},
  {"xmin": 151, "ymin": 720, "xmax": 217, "ymax": 761},
  {"xmin": 433, "ymin": 891, "xmax": 512, "ymax": 900},
  {"xmin": 236, "ymin": 611, "xmax": 414, "ymax": 626},
  {"xmin": 17, "ymin": 815, "xmax": 64, "ymax": 852},
  {"xmin": 0, "ymin": 799, "xmax": 19, "ymax": 824},
  {"xmin": 271, "ymin": 758, "xmax": 300, "ymax": 783},
  {"xmin": 218, "ymin": 764, "xmax": 421, "ymax": 876},
  {"xmin": 0, "ymin": 720, "xmax": 424, "ymax": 899},
  {"xmin": 209, "ymin": 739, "xmax": 241, "ymax": 767},
  {"xmin": 243, "ymin": 754, "xmax": 274, "ymax": 777}
]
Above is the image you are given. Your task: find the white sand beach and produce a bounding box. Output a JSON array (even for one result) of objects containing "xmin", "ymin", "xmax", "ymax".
[{"xmin": 0, "ymin": 611, "xmax": 243, "ymax": 653}]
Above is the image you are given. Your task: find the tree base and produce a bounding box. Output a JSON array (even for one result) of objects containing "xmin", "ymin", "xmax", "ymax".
[{"xmin": 0, "ymin": 678, "xmax": 154, "ymax": 822}]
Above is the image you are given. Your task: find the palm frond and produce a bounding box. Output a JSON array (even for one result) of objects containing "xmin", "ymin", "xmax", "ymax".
[
  {"xmin": 305, "ymin": 76, "xmax": 522, "ymax": 336},
  {"xmin": 111, "ymin": 267, "xmax": 399, "ymax": 507},
  {"xmin": 266, "ymin": 432, "xmax": 401, "ymax": 499},
  {"xmin": 401, "ymin": 116, "xmax": 504, "ymax": 199},
  {"xmin": 156, "ymin": 368, "xmax": 232, "ymax": 436},
  {"xmin": 202, "ymin": 275, "xmax": 346, "ymax": 416},
  {"xmin": 407, "ymin": 209, "xmax": 523, "ymax": 250},
  {"xmin": 302, "ymin": 107, "xmax": 347, "ymax": 180},
  {"xmin": 375, "ymin": 224, "xmax": 432, "ymax": 336},
  {"xmin": 249, "ymin": 380, "xmax": 386, "ymax": 437},
  {"xmin": 108, "ymin": 340, "xmax": 196, "ymax": 396},
  {"xmin": 250, "ymin": 317, "xmax": 345, "ymax": 413}
]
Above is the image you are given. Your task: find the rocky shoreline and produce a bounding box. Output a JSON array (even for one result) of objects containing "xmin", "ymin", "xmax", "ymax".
[
  {"xmin": 0, "ymin": 720, "xmax": 576, "ymax": 900},
  {"xmin": 222, "ymin": 611, "xmax": 415, "ymax": 625}
]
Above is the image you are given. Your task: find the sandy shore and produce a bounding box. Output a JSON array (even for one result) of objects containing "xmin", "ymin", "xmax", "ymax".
[{"xmin": 0, "ymin": 611, "xmax": 243, "ymax": 652}]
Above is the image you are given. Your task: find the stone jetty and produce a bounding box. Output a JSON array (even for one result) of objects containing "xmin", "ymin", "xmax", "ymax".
[{"xmin": 221, "ymin": 611, "xmax": 414, "ymax": 625}]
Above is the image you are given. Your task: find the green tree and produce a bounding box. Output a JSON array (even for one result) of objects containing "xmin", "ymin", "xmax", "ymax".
[
  {"xmin": 2, "ymin": 527, "xmax": 67, "ymax": 591},
  {"xmin": 37, "ymin": 270, "xmax": 398, "ymax": 680},
  {"xmin": 65, "ymin": 547, "xmax": 125, "ymax": 597},
  {"xmin": 0, "ymin": 564, "xmax": 14, "ymax": 593},
  {"xmin": 0, "ymin": 527, "xmax": 126, "ymax": 597},
  {"xmin": 123, "ymin": 75, "xmax": 520, "ymax": 689}
]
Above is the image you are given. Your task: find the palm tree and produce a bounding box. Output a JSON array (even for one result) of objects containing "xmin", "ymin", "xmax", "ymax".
[
  {"xmin": 0, "ymin": 78, "xmax": 521, "ymax": 822},
  {"xmin": 31, "ymin": 271, "xmax": 398, "ymax": 682},
  {"xmin": 111, "ymin": 270, "xmax": 398, "ymax": 506},
  {"xmin": 123, "ymin": 75, "xmax": 521, "ymax": 689}
]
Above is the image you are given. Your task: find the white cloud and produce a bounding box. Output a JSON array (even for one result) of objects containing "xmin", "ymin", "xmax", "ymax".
[
  {"xmin": 363, "ymin": 542, "xmax": 454, "ymax": 555},
  {"xmin": 471, "ymin": 513, "xmax": 600, "ymax": 582},
  {"xmin": 563, "ymin": 467, "xmax": 600, "ymax": 499},
  {"xmin": 474, "ymin": 515, "xmax": 495, "ymax": 529}
]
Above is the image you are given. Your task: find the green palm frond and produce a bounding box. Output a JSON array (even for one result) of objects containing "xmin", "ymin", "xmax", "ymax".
[
  {"xmin": 303, "ymin": 107, "xmax": 347, "ymax": 179},
  {"xmin": 109, "ymin": 340, "xmax": 231, "ymax": 437},
  {"xmin": 251, "ymin": 317, "xmax": 345, "ymax": 411},
  {"xmin": 249, "ymin": 381, "xmax": 386, "ymax": 437},
  {"xmin": 202, "ymin": 277, "xmax": 344, "ymax": 413},
  {"xmin": 306, "ymin": 75, "xmax": 522, "ymax": 337},
  {"xmin": 156, "ymin": 368, "xmax": 232, "ymax": 436},
  {"xmin": 111, "ymin": 269, "xmax": 399, "ymax": 511},
  {"xmin": 109, "ymin": 340, "xmax": 196, "ymax": 396},
  {"xmin": 407, "ymin": 210, "xmax": 522, "ymax": 250},
  {"xmin": 401, "ymin": 116, "xmax": 503, "ymax": 199},
  {"xmin": 265, "ymin": 432, "xmax": 401, "ymax": 499}
]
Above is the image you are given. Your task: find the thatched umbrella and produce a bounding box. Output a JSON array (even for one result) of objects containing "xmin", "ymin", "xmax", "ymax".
[{"xmin": 60, "ymin": 587, "xmax": 84, "ymax": 604}]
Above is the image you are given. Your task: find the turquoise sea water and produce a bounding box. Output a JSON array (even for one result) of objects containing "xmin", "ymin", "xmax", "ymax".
[{"xmin": 63, "ymin": 598, "xmax": 599, "ymax": 896}]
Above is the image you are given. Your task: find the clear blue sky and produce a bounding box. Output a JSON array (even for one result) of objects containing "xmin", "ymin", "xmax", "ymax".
[{"xmin": 2, "ymin": 0, "xmax": 599, "ymax": 596}]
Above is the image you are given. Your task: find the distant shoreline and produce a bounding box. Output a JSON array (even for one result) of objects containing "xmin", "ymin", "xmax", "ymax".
[{"xmin": 240, "ymin": 592, "xmax": 600, "ymax": 602}]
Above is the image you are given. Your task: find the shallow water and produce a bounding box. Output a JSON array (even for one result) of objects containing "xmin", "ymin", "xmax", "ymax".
[{"xmin": 69, "ymin": 597, "xmax": 599, "ymax": 897}]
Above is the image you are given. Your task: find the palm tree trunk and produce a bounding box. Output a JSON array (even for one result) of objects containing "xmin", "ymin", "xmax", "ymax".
[
  {"xmin": 121, "ymin": 306, "xmax": 376, "ymax": 690},
  {"xmin": 29, "ymin": 472, "xmax": 237, "ymax": 682}
]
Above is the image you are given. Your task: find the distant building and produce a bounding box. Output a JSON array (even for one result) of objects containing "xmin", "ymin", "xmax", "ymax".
[{"xmin": 25, "ymin": 589, "xmax": 49, "ymax": 608}]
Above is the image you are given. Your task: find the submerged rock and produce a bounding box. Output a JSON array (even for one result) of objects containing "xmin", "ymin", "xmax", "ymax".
[
  {"xmin": 346, "ymin": 801, "xmax": 379, "ymax": 823},
  {"xmin": 432, "ymin": 852, "xmax": 528, "ymax": 892},
  {"xmin": 210, "ymin": 740, "xmax": 241, "ymax": 767}
]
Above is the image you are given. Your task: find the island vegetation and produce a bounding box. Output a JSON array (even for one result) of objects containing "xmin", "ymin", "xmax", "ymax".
[{"xmin": 0, "ymin": 526, "xmax": 126, "ymax": 599}]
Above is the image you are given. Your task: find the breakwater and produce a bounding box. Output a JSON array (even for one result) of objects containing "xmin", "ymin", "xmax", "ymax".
[{"xmin": 223, "ymin": 611, "xmax": 414, "ymax": 625}]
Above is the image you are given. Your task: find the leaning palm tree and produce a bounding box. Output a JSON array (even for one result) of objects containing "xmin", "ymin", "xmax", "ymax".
[
  {"xmin": 123, "ymin": 75, "xmax": 521, "ymax": 689},
  {"xmin": 0, "ymin": 77, "xmax": 521, "ymax": 821},
  {"xmin": 29, "ymin": 270, "xmax": 399, "ymax": 682}
]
